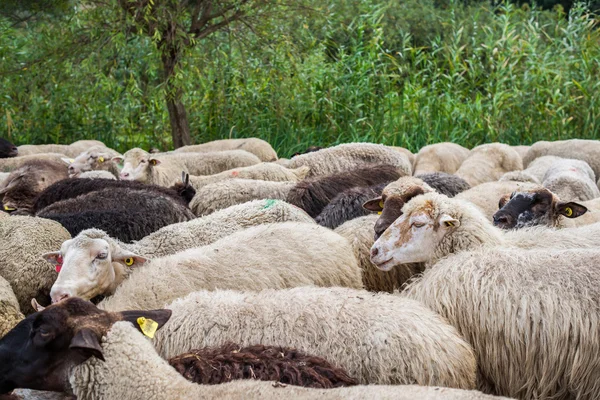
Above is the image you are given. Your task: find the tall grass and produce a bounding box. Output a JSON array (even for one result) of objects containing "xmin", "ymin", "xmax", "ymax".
[{"xmin": 1, "ymin": 2, "xmax": 599, "ymax": 156}]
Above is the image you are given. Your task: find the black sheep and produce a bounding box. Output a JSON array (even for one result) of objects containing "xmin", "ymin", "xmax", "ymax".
[
  {"xmin": 0, "ymin": 138, "xmax": 18, "ymax": 158},
  {"xmin": 32, "ymin": 172, "xmax": 195, "ymax": 213},
  {"xmin": 286, "ymin": 164, "xmax": 404, "ymax": 218},
  {"xmin": 417, "ymin": 172, "xmax": 470, "ymax": 197},
  {"xmin": 169, "ymin": 342, "xmax": 357, "ymax": 388}
]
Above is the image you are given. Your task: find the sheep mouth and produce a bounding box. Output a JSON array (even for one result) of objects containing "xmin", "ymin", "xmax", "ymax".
[{"xmin": 374, "ymin": 257, "xmax": 396, "ymax": 272}]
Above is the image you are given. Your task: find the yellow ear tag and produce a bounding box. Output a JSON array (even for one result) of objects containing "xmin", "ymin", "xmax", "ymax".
[
  {"xmin": 564, "ymin": 207, "xmax": 573, "ymax": 217},
  {"xmin": 124, "ymin": 257, "xmax": 134, "ymax": 266},
  {"xmin": 377, "ymin": 211, "xmax": 382, "ymax": 215},
  {"xmin": 3, "ymin": 205, "xmax": 15, "ymax": 211},
  {"xmin": 150, "ymin": 159, "xmax": 157, "ymax": 166},
  {"xmin": 98, "ymin": 157, "xmax": 104, "ymax": 163},
  {"xmin": 445, "ymin": 221, "xmax": 454, "ymax": 227},
  {"xmin": 137, "ymin": 317, "xmax": 158, "ymax": 339},
  {"xmin": 378, "ymin": 200, "xmax": 384, "ymax": 208},
  {"xmin": 69, "ymin": 159, "xmax": 75, "ymax": 163}
]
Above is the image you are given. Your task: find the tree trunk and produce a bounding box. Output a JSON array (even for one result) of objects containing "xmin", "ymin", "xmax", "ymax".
[{"xmin": 161, "ymin": 49, "xmax": 192, "ymax": 149}]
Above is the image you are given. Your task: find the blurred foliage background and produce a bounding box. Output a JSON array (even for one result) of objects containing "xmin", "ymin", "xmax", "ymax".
[{"xmin": 0, "ymin": 0, "xmax": 599, "ymax": 157}]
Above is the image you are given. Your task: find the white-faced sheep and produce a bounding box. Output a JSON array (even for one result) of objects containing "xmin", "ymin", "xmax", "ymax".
[
  {"xmin": 173, "ymin": 137, "xmax": 278, "ymax": 162},
  {"xmin": 65, "ymin": 146, "xmax": 121, "ymax": 178},
  {"xmin": 541, "ymin": 158, "xmax": 599, "ymax": 201},
  {"xmin": 116, "ymin": 148, "xmax": 261, "ymax": 186},
  {"xmin": 0, "ymin": 275, "xmax": 23, "ymax": 337},
  {"xmin": 130, "ymin": 199, "xmax": 314, "ymax": 258},
  {"xmin": 287, "ymin": 143, "xmax": 412, "ymax": 178},
  {"xmin": 187, "ymin": 163, "xmax": 310, "ymax": 190},
  {"xmin": 0, "ymin": 216, "xmax": 71, "ymax": 313},
  {"xmin": 334, "ymin": 214, "xmax": 424, "ymax": 292},
  {"xmin": 455, "ymin": 143, "xmax": 522, "ymax": 187},
  {"xmin": 523, "ymin": 139, "xmax": 600, "ymax": 180},
  {"xmin": 455, "ymin": 180, "xmax": 540, "ymax": 221},
  {"xmin": 151, "ymin": 286, "xmax": 477, "ymax": 388},
  {"xmin": 413, "ymin": 142, "xmax": 470, "ymax": 175},
  {"xmin": 16, "ymin": 140, "xmax": 106, "ymax": 158},
  {"xmin": 403, "ymin": 247, "xmax": 600, "ymax": 399},
  {"xmin": 189, "ymin": 179, "xmax": 295, "ymax": 216},
  {"xmin": 0, "ymin": 298, "xmax": 506, "ymax": 399},
  {"xmin": 48, "ymin": 222, "xmax": 362, "ymax": 308}
]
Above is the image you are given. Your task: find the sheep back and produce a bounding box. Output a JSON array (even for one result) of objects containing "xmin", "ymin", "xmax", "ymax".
[
  {"xmin": 173, "ymin": 138, "xmax": 278, "ymax": 162},
  {"xmin": 0, "ymin": 275, "xmax": 24, "ymax": 337},
  {"xmin": 413, "ymin": 142, "xmax": 470, "ymax": 175},
  {"xmin": 455, "ymin": 143, "xmax": 523, "ymax": 187},
  {"xmin": 315, "ymin": 183, "xmax": 386, "ymax": 229},
  {"xmin": 523, "ymin": 139, "xmax": 600, "ymax": 180}
]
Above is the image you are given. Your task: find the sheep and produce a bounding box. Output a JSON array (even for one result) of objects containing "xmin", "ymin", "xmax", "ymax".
[
  {"xmin": 189, "ymin": 179, "xmax": 295, "ymax": 216},
  {"xmin": 48, "ymin": 222, "xmax": 363, "ymax": 307},
  {"xmin": 315, "ymin": 184, "xmax": 387, "ymax": 229},
  {"xmin": 541, "ymin": 158, "xmax": 599, "ymax": 201},
  {"xmin": 173, "ymin": 138, "xmax": 278, "ymax": 162},
  {"xmin": 187, "ymin": 163, "xmax": 310, "ymax": 190},
  {"xmin": 0, "ymin": 275, "xmax": 23, "ymax": 338},
  {"xmin": 0, "ymin": 153, "xmax": 67, "ymax": 173},
  {"xmin": 32, "ymin": 177, "xmax": 195, "ymax": 213},
  {"xmin": 286, "ymin": 164, "xmax": 406, "ymax": 218},
  {"xmin": 403, "ymin": 247, "xmax": 600, "ymax": 399},
  {"xmin": 151, "ymin": 286, "xmax": 477, "ymax": 387},
  {"xmin": 370, "ymin": 192, "xmax": 600, "ymax": 273},
  {"xmin": 413, "ymin": 142, "xmax": 470, "ymax": 175},
  {"xmin": 511, "ymin": 145, "xmax": 530, "ymax": 160},
  {"xmin": 0, "ymin": 298, "xmax": 505, "ymax": 399},
  {"xmin": 0, "ymin": 216, "xmax": 71, "ymax": 313},
  {"xmin": 455, "ymin": 143, "xmax": 523, "ymax": 187},
  {"xmin": 0, "ymin": 172, "xmax": 8, "ymax": 186},
  {"xmin": 0, "ymin": 159, "xmax": 69, "ymax": 214},
  {"xmin": 16, "ymin": 140, "xmax": 106, "ymax": 158},
  {"xmin": 116, "ymin": 148, "xmax": 261, "ymax": 186},
  {"xmin": 388, "ymin": 146, "xmax": 415, "ymax": 170},
  {"xmin": 492, "ymin": 186, "xmax": 596, "ymax": 229},
  {"xmin": 169, "ymin": 342, "xmax": 358, "ymax": 387},
  {"xmin": 65, "ymin": 146, "xmax": 121, "ymax": 178},
  {"xmin": 274, "ymin": 157, "xmax": 291, "ymax": 167},
  {"xmin": 419, "ymin": 172, "xmax": 471, "ymax": 197},
  {"xmin": 78, "ymin": 170, "xmax": 117, "ymax": 180},
  {"xmin": 287, "ymin": 143, "xmax": 412, "ymax": 178},
  {"xmin": 291, "ymin": 145, "xmax": 324, "ymax": 157},
  {"xmin": 455, "ymin": 181, "xmax": 540, "ymax": 221},
  {"xmin": 335, "ymin": 214, "xmax": 424, "ymax": 292},
  {"xmin": 37, "ymin": 188, "xmax": 195, "ymax": 243},
  {"xmin": 523, "ymin": 139, "xmax": 600, "ymax": 180},
  {"xmin": 130, "ymin": 199, "xmax": 314, "ymax": 259},
  {"xmin": 0, "ymin": 138, "xmax": 18, "ymax": 158}
]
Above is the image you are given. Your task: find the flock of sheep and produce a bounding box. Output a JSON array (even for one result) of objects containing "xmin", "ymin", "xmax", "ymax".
[{"xmin": 0, "ymin": 136, "xmax": 599, "ymax": 400}]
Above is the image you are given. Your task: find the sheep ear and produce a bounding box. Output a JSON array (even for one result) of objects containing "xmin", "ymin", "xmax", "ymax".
[
  {"xmin": 439, "ymin": 214, "xmax": 460, "ymax": 229},
  {"xmin": 498, "ymin": 193, "xmax": 511, "ymax": 209},
  {"xmin": 112, "ymin": 249, "xmax": 148, "ymax": 268},
  {"xmin": 112, "ymin": 156, "xmax": 124, "ymax": 164},
  {"xmin": 0, "ymin": 174, "xmax": 25, "ymax": 194},
  {"xmin": 119, "ymin": 309, "xmax": 172, "ymax": 336},
  {"xmin": 556, "ymin": 202, "xmax": 587, "ymax": 219},
  {"xmin": 70, "ymin": 328, "xmax": 104, "ymax": 362},
  {"xmin": 363, "ymin": 197, "xmax": 384, "ymax": 212},
  {"xmin": 61, "ymin": 157, "xmax": 73, "ymax": 166},
  {"xmin": 41, "ymin": 251, "xmax": 62, "ymax": 265},
  {"xmin": 31, "ymin": 298, "xmax": 45, "ymax": 312},
  {"xmin": 149, "ymin": 158, "xmax": 161, "ymax": 166}
]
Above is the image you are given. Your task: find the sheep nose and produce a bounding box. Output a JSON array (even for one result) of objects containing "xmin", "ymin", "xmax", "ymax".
[
  {"xmin": 493, "ymin": 214, "xmax": 511, "ymax": 227},
  {"xmin": 120, "ymin": 172, "xmax": 129, "ymax": 179},
  {"xmin": 371, "ymin": 247, "xmax": 379, "ymax": 257},
  {"xmin": 11, "ymin": 146, "xmax": 17, "ymax": 151},
  {"xmin": 51, "ymin": 291, "xmax": 70, "ymax": 304},
  {"xmin": 68, "ymin": 165, "xmax": 75, "ymax": 173}
]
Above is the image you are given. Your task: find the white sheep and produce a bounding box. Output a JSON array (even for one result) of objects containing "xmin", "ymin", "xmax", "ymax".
[
  {"xmin": 403, "ymin": 247, "xmax": 600, "ymax": 399},
  {"xmin": 541, "ymin": 158, "xmax": 599, "ymax": 201},
  {"xmin": 116, "ymin": 148, "xmax": 261, "ymax": 186},
  {"xmin": 187, "ymin": 163, "xmax": 310, "ymax": 189},
  {"xmin": 0, "ymin": 153, "xmax": 67, "ymax": 173},
  {"xmin": 523, "ymin": 139, "xmax": 600, "ymax": 181},
  {"xmin": 151, "ymin": 286, "xmax": 477, "ymax": 387},
  {"xmin": 0, "ymin": 216, "xmax": 71, "ymax": 314},
  {"xmin": 173, "ymin": 137, "xmax": 278, "ymax": 162},
  {"xmin": 455, "ymin": 143, "xmax": 522, "ymax": 186},
  {"xmin": 48, "ymin": 222, "xmax": 363, "ymax": 308},
  {"xmin": 500, "ymin": 155, "xmax": 563, "ymax": 184},
  {"xmin": 0, "ymin": 275, "xmax": 23, "ymax": 337},
  {"xmin": 511, "ymin": 145, "xmax": 530, "ymax": 160},
  {"xmin": 288, "ymin": 143, "xmax": 412, "ymax": 177},
  {"xmin": 189, "ymin": 179, "xmax": 295, "ymax": 216},
  {"xmin": 16, "ymin": 140, "xmax": 106, "ymax": 158},
  {"xmin": 78, "ymin": 170, "xmax": 118, "ymax": 180},
  {"xmin": 65, "ymin": 145, "xmax": 121, "ymax": 178},
  {"xmin": 70, "ymin": 321, "xmax": 505, "ymax": 400},
  {"xmin": 413, "ymin": 142, "xmax": 470, "ymax": 175}
]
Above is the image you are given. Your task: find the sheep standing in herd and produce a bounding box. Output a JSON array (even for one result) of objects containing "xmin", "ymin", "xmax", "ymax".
[{"xmin": 5, "ymin": 135, "xmax": 600, "ymax": 400}]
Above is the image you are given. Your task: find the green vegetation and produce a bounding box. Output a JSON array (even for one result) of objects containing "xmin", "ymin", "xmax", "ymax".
[{"xmin": 0, "ymin": 1, "xmax": 599, "ymax": 157}]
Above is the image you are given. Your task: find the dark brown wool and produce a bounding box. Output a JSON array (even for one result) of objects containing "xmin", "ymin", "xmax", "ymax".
[
  {"xmin": 417, "ymin": 172, "xmax": 471, "ymax": 198},
  {"xmin": 286, "ymin": 164, "xmax": 405, "ymax": 218},
  {"xmin": 168, "ymin": 343, "xmax": 358, "ymax": 388}
]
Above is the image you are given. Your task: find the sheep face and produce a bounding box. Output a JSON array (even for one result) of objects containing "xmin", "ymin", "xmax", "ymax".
[
  {"xmin": 0, "ymin": 297, "xmax": 171, "ymax": 394},
  {"xmin": 0, "ymin": 137, "xmax": 18, "ymax": 158},
  {"xmin": 117, "ymin": 148, "xmax": 161, "ymax": 182},
  {"xmin": 493, "ymin": 188, "xmax": 587, "ymax": 229},
  {"xmin": 67, "ymin": 148, "xmax": 115, "ymax": 177},
  {"xmin": 45, "ymin": 235, "xmax": 146, "ymax": 303},
  {"xmin": 370, "ymin": 207, "xmax": 458, "ymax": 270}
]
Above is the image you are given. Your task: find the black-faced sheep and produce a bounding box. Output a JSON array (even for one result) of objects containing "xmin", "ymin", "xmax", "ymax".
[
  {"xmin": 287, "ymin": 164, "xmax": 405, "ymax": 218},
  {"xmin": 0, "ymin": 138, "xmax": 18, "ymax": 158},
  {"xmin": 0, "ymin": 159, "xmax": 68, "ymax": 214}
]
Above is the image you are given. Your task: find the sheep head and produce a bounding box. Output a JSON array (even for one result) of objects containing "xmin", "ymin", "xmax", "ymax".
[{"xmin": 117, "ymin": 148, "xmax": 161, "ymax": 182}]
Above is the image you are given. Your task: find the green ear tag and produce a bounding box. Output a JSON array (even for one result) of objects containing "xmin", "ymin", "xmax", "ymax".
[{"xmin": 137, "ymin": 317, "xmax": 158, "ymax": 338}]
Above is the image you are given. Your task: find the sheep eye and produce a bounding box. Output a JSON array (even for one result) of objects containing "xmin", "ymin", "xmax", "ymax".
[
  {"xmin": 140, "ymin": 159, "xmax": 147, "ymax": 163},
  {"xmin": 38, "ymin": 327, "xmax": 51, "ymax": 337},
  {"xmin": 96, "ymin": 253, "xmax": 108, "ymax": 260},
  {"xmin": 124, "ymin": 258, "xmax": 134, "ymax": 266},
  {"xmin": 412, "ymin": 222, "xmax": 426, "ymax": 228}
]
